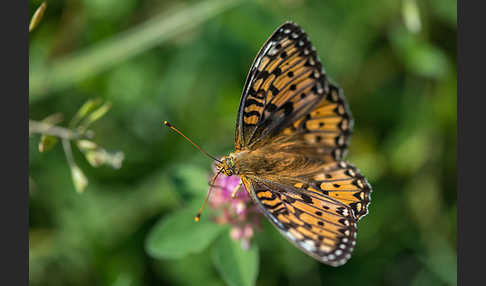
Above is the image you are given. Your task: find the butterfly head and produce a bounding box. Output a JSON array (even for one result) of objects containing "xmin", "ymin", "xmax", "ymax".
[{"xmin": 217, "ymin": 154, "xmax": 237, "ymax": 176}]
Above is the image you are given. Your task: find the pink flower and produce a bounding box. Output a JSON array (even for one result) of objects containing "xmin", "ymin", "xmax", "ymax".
[
  {"xmin": 208, "ymin": 164, "xmax": 261, "ymax": 249},
  {"xmin": 230, "ymin": 224, "xmax": 255, "ymax": 250}
]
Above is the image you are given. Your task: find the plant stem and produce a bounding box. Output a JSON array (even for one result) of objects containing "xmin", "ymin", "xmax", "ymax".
[{"xmin": 29, "ymin": 120, "xmax": 93, "ymax": 140}]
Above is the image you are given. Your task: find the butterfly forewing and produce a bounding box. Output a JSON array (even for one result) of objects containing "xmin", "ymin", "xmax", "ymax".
[
  {"xmin": 235, "ymin": 22, "xmax": 330, "ymax": 150},
  {"xmin": 242, "ymin": 177, "xmax": 357, "ymax": 266}
]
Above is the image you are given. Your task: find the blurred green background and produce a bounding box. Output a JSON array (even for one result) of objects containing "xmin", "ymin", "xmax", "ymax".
[{"xmin": 29, "ymin": 0, "xmax": 457, "ymax": 285}]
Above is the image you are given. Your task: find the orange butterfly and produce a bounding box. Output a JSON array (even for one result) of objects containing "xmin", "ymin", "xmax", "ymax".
[{"xmin": 166, "ymin": 21, "xmax": 371, "ymax": 266}]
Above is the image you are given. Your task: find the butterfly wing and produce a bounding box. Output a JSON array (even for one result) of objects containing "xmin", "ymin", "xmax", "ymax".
[
  {"xmin": 235, "ymin": 22, "xmax": 331, "ymax": 150},
  {"xmin": 290, "ymin": 161, "xmax": 372, "ymax": 220},
  {"xmin": 235, "ymin": 22, "xmax": 353, "ymax": 161},
  {"xmin": 280, "ymin": 84, "xmax": 353, "ymax": 161},
  {"xmin": 241, "ymin": 175, "xmax": 357, "ymax": 267}
]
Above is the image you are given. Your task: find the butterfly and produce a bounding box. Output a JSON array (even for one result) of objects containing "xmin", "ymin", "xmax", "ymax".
[{"xmin": 166, "ymin": 21, "xmax": 371, "ymax": 267}]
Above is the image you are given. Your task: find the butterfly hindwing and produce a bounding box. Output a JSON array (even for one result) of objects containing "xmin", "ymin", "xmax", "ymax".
[
  {"xmin": 235, "ymin": 22, "xmax": 330, "ymax": 150},
  {"xmin": 241, "ymin": 176, "xmax": 357, "ymax": 267},
  {"xmin": 281, "ymin": 83, "xmax": 354, "ymax": 161},
  {"xmin": 292, "ymin": 161, "xmax": 372, "ymax": 220}
]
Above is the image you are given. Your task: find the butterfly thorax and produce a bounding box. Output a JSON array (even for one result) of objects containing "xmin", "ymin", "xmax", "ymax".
[{"xmin": 219, "ymin": 146, "xmax": 323, "ymax": 184}]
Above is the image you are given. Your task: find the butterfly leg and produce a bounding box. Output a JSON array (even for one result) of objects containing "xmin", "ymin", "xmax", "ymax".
[
  {"xmin": 207, "ymin": 175, "xmax": 224, "ymax": 189},
  {"xmin": 231, "ymin": 182, "xmax": 243, "ymax": 199},
  {"xmin": 208, "ymin": 183, "xmax": 225, "ymax": 189}
]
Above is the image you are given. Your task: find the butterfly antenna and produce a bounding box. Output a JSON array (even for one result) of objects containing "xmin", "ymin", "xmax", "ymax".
[
  {"xmin": 163, "ymin": 121, "xmax": 222, "ymax": 164},
  {"xmin": 194, "ymin": 168, "xmax": 223, "ymax": 222}
]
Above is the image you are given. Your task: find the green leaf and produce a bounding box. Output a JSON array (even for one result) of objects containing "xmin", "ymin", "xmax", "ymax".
[
  {"xmin": 29, "ymin": 2, "xmax": 47, "ymax": 32},
  {"xmin": 146, "ymin": 206, "xmax": 225, "ymax": 259},
  {"xmin": 160, "ymin": 250, "xmax": 227, "ymax": 286},
  {"xmin": 78, "ymin": 101, "xmax": 112, "ymax": 130},
  {"xmin": 211, "ymin": 233, "xmax": 259, "ymax": 286},
  {"xmin": 38, "ymin": 135, "xmax": 58, "ymax": 152},
  {"xmin": 70, "ymin": 165, "xmax": 88, "ymax": 193},
  {"xmin": 170, "ymin": 164, "xmax": 210, "ymax": 199},
  {"xmin": 70, "ymin": 99, "xmax": 103, "ymax": 128}
]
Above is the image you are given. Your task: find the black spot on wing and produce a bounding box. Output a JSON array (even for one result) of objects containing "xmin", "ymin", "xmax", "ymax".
[
  {"xmin": 244, "ymin": 111, "xmax": 262, "ymax": 118},
  {"xmin": 281, "ymin": 102, "xmax": 294, "ymax": 116},
  {"xmin": 300, "ymin": 193, "xmax": 313, "ymax": 204},
  {"xmin": 245, "ymin": 98, "xmax": 264, "ymax": 107}
]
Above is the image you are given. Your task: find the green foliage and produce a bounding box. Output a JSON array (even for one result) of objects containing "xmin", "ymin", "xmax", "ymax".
[
  {"xmin": 70, "ymin": 98, "xmax": 104, "ymax": 127},
  {"xmin": 37, "ymin": 113, "xmax": 63, "ymax": 152},
  {"xmin": 29, "ymin": 0, "xmax": 242, "ymax": 101},
  {"xmin": 146, "ymin": 206, "xmax": 226, "ymax": 259},
  {"xmin": 390, "ymin": 28, "xmax": 451, "ymax": 78},
  {"xmin": 70, "ymin": 164, "xmax": 88, "ymax": 193},
  {"xmin": 146, "ymin": 166, "xmax": 260, "ymax": 285},
  {"xmin": 30, "ymin": 98, "xmax": 123, "ymax": 193},
  {"xmin": 38, "ymin": 135, "xmax": 58, "ymax": 152},
  {"xmin": 212, "ymin": 234, "xmax": 259, "ymax": 286},
  {"xmin": 29, "ymin": 0, "xmax": 456, "ymax": 285}
]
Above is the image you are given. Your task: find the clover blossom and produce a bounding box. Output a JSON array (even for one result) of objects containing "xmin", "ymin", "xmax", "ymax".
[{"xmin": 208, "ymin": 165, "xmax": 262, "ymax": 250}]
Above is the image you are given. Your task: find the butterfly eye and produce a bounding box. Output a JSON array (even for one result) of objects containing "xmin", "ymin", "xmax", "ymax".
[
  {"xmin": 222, "ymin": 165, "xmax": 233, "ymax": 176},
  {"xmin": 224, "ymin": 169, "xmax": 233, "ymax": 176}
]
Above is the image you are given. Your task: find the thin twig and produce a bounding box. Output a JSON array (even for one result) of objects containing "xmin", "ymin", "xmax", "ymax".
[
  {"xmin": 29, "ymin": 120, "xmax": 93, "ymax": 140},
  {"xmin": 62, "ymin": 138, "xmax": 75, "ymax": 167}
]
